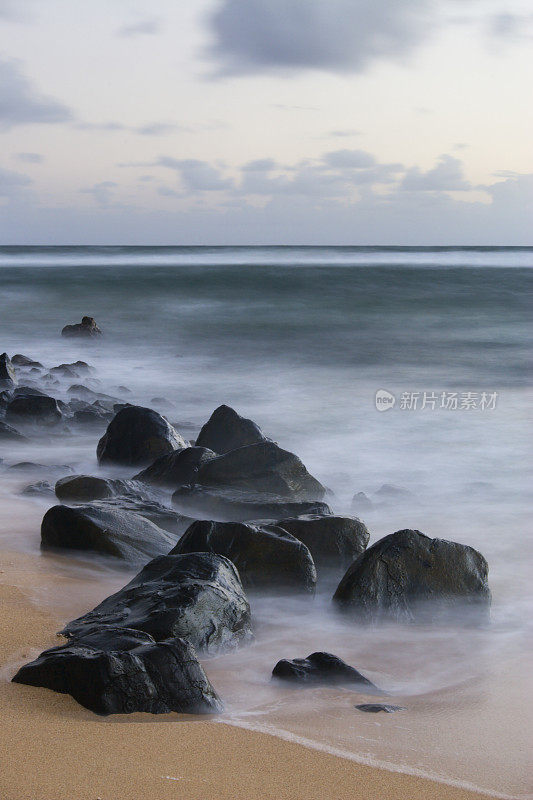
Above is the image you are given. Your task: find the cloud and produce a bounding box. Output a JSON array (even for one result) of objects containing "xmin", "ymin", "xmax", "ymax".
[
  {"xmin": 0, "ymin": 58, "xmax": 72, "ymax": 130},
  {"xmin": 15, "ymin": 151, "xmax": 44, "ymax": 163},
  {"xmin": 488, "ymin": 12, "xmax": 533, "ymax": 40},
  {"xmin": 74, "ymin": 120, "xmax": 194, "ymax": 136},
  {"xmin": 400, "ymin": 154, "xmax": 472, "ymax": 191},
  {"xmin": 80, "ymin": 181, "xmax": 118, "ymax": 206},
  {"xmin": 156, "ymin": 157, "xmax": 233, "ymax": 191},
  {"xmin": 329, "ymin": 129, "xmax": 362, "ymax": 138},
  {"xmin": 0, "ymin": 165, "xmax": 32, "ymax": 196},
  {"xmin": 208, "ymin": 0, "xmax": 432, "ymax": 75},
  {"xmin": 242, "ymin": 158, "xmax": 278, "ymax": 172},
  {"xmin": 116, "ymin": 19, "xmax": 160, "ymax": 37},
  {"xmin": 323, "ymin": 149, "xmax": 376, "ymax": 168}
]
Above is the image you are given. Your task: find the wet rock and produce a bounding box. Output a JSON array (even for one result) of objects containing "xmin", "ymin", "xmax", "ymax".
[
  {"xmin": 195, "ymin": 441, "xmax": 326, "ymax": 501},
  {"xmin": 274, "ymin": 515, "xmax": 369, "ymax": 572},
  {"xmin": 62, "ymin": 552, "xmax": 253, "ymax": 655},
  {"xmin": 133, "ymin": 446, "xmax": 216, "ymax": 488},
  {"xmin": 351, "ymin": 492, "xmax": 373, "ymax": 513},
  {"xmin": 61, "ymin": 316, "xmax": 102, "ymax": 338},
  {"xmin": 0, "ymin": 353, "xmax": 17, "ymax": 390},
  {"xmin": 72, "ymin": 403, "xmax": 113, "ymax": 427},
  {"xmin": 41, "ymin": 503, "xmax": 178, "ymax": 564},
  {"xmin": 172, "ymin": 520, "xmax": 317, "ymax": 593},
  {"xmin": 355, "ymin": 704, "xmax": 405, "ymax": 713},
  {"xmin": 6, "ymin": 391, "xmax": 62, "ymax": 424},
  {"xmin": 9, "ymin": 462, "xmax": 73, "ymax": 476},
  {"xmin": 13, "ymin": 386, "xmax": 49, "ymax": 397},
  {"xmin": 0, "ymin": 420, "xmax": 26, "ymax": 441},
  {"xmin": 172, "ymin": 484, "xmax": 331, "ymax": 523},
  {"xmin": 12, "ymin": 627, "xmax": 222, "ymax": 716},
  {"xmin": 195, "ymin": 404, "xmax": 269, "ymax": 454},
  {"xmin": 272, "ymin": 652, "xmax": 381, "ymax": 691},
  {"xmin": 11, "ymin": 354, "xmax": 43, "ymax": 368},
  {"xmin": 96, "ymin": 498, "xmax": 192, "ymax": 537},
  {"xmin": 21, "ymin": 480, "xmax": 54, "ymax": 497},
  {"xmin": 97, "ymin": 405, "xmax": 188, "ymax": 466},
  {"xmin": 55, "ymin": 474, "xmax": 118, "ymax": 501},
  {"xmin": 333, "ymin": 529, "xmax": 491, "ymax": 624}
]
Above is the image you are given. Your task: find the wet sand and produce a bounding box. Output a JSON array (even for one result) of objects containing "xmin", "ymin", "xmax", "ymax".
[{"xmin": 0, "ymin": 548, "xmax": 498, "ymax": 800}]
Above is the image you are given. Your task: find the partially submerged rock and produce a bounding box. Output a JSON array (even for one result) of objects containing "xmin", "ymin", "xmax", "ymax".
[
  {"xmin": 272, "ymin": 652, "xmax": 381, "ymax": 692},
  {"xmin": 21, "ymin": 480, "xmax": 54, "ymax": 497},
  {"xmin": 55, "ymin": 474, "xmax": 118, "ymax": 501},
  {"xmin": 134, "ymin": 446, "xmax": 216, "ymax": 488},
  {"xmin": 12, "ymin": 627, "xmax": 222, "ymax": 716},
  {"xmin": 61, "ymin": 316, "xmax": 102, "ymax": 338},
  {"xmin": 195, "ymin": 404, "xmax": 269, "ymax": 454},
  {"xmin": 274, "ymin": 514, "xmax": 369, "ymax": 572},
  {"xmin": 41, "ymin": 503, "xmax": 177, "ymax": 564},
  {"xmin": 6, "ymin": 391, "xmax": 62, "ymax": 424},
  {"xmin": 0, "ymin": 353, "xmax": 17, "ymax": 390},
  {"xmin": 62, "ymin": 552, "xmax": 253, "ymax": 655},
  {"xmin": 333, "ymin": 529, "xmax": 491, "ymax": 624},
  {"xmin": 355, "ymin": 704, "xmax": 405, "ymax": 713},
  {"xmin": 11, "ymin": 354, "xmax": 43, "ymax": 368},
  {"xmin": 0, "ymin": 420, "xmax": 26, "ymax": 441},
  {"xmin": 172, "ymin": 520, "xmax": 317, "ymax": 593},
  {"xmin": 97, "ymin": 405, "xmax": 188, "ymax": 466}
]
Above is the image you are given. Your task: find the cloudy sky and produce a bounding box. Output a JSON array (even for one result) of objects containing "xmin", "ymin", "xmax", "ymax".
[{"xmin": 0, "ymin": 0, "xmax": 532, "ymax": 244}]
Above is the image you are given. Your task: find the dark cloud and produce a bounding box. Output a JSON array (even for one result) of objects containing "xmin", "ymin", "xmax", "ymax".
[
  {"xmin": 16, "ymin": 151, "xmax": 44, "ymax": 163},
  {"xmin": 0, "ymin": 165, "xmax": 32, "ymax": 196},
  {"xmin": 0, "ymin": 58, "xmax": 72, "ymax": 130},
  {"xmin": 400, "ymin": 155, "xmax": 471, "ymax": 191},
  {"xmin": 208, "ymin": 0, "xmax": 432, "ymax": 75},
  {"xmin": 116, "ymin": 19, "xmax": 160, "ymax": 37}
]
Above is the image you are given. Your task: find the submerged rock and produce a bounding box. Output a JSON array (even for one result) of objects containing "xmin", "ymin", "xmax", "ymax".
[
  {"xmin": 134, "ymin": 446, "xmax": 216, "ymax": 488},
  {"xmin": 0, "ymin": 353, "xmax": 17, "ymax": 390},
  {"xmin": 172, "ymin": 520, "xmax": 317, "ymax": 593},
  {"xmin": 195, "ymin": 441, "xmax": 326, "ymax": 501},
  {"xmin": 351, "ymin": 492, "xmax": 373, "ymax": 513},
  {"xmin": 21, "ymin": 480, "xmax": 55, "ymax": 496},
  {"xmin": 41, "ymin": 503, "xmax": 177, "ymax": 564},
  {"xmin": 61, "ymin": 316, "xmax": 102, "ymax": 338},
  {"xmin": 62, "ymin": 552, "xmax": 253, "ymax": 655},
  {"xmin": 272, "ymin": 652, "xmax": 381, "ymax": 692},
  {"xmin": 195, "ymin": 404, "xmax": 269, "ymax": 454},
  {"xmin": 333, "ymin": 529, "xmax": 491, "ymax": 624},
  {"xmin": 12, "ymin": 627, "xmax": 222, "ymax": 716},
  {"xmin": 355, "ymin": 704, "xmax": 405, "ymax": 713},
  {"xmin": 6, "ymin": 391, "xmax": 62, "ymax": 424},
  {"xmin": 172, "ymin": 484, "xmax": 331, "ymax": 523},
  {"xmin": 97, "ymin": 405, "xmax": 188, "ymax": 466},
  {"xmin": 11, "ymin": 354, "xmax": 43, "ymax": 368},
  {"xmin": 274, "ymin": 515, "xmax": 369, "ymax": 572}
]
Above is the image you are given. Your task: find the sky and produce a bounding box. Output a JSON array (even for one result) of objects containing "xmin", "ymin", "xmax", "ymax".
[{"xmin": 0, "ymin": 0, "xmax": 532, "ymax": 244}]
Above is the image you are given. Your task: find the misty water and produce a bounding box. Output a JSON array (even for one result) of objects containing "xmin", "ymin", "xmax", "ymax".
[{"xmin": 1, "ymin": 246, "xmax": 531, "ymax": 797}]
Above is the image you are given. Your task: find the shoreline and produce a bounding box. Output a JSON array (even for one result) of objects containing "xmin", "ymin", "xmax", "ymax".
[{"xmin": 0, "ymin": 547, "xmax": 508, "ymax": 800}]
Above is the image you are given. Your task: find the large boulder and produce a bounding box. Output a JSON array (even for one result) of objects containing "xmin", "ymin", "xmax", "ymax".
[
  {"xmin": 62, "ymin": 552, "xmax": 253, "ymax": 655},
  {"xmin": 272, "ymin": 652, "xmax": 382, "ymax": 692},
  {"xmin": 134, "ymin": 446, "xmax": 216, "ymax": 488},
  {"xmin": 41, "ymin": 504, "xmax": 178, "ymax": 564},
  {"xmin": 0, "ymin": 353, "xmax": 17, "ymax": 390},
  {"xmin": 333, "ymin": 529, "xmax": 491, "ymax": 624},
  {"xmin": 6, "ymin": 391, "xmax": 62, "ymax": 424},
  {"xmin": 97, "ymin": 405, "xmax": 188, "ymax": 466},
  {"xmin": 195, "ymin": 404, "xmax": 268, "ymax": 454},
  {"xmin": 172, "ymin": 484, "xmax": 331, "ymax": 523},
  {"xmin": 274, "ymin": 515, "xmax": 369, "ymax": 572},
  {"xmin": 12, "ymin": 627, "xmax": 222, "ymax": 716},
  {"xmin": 61, "ymin": 316, "xmax": 102, "ymax": 338},
  {"xmin": 195, "ymin": 441, "xmax": 326, "ymax": 501},
  {"xmin": 172, "ymin": 520, "xmax": 316, "ymax": 593}
]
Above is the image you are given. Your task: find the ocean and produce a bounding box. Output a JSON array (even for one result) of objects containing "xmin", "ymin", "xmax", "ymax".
[{"xmin": 1, "ymin": 246, "xmax": 531, "ymax": 797}]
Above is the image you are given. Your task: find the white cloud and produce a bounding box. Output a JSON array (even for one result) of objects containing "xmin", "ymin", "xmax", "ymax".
[
  {"xmin": 0, "ymin": 58, "xmax": 72, "ymax": 130},
  {"xmin": 400, "ymin": 154, "xmax": 472, "ymax": 191}
]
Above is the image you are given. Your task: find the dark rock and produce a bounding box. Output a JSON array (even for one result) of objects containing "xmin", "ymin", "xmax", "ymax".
[
  {"xmin": 195, "ymin": 441, "xmax": 326, "ymax": 501},
  {"xmin": 61, "ymin": 316, "xmax": 102, "ymax": 338},
  {"xmin": 72, "ymin": 403, "xmax": 113, "ymax": 426},
  {"xmin": 134, "ymin": 446, "xmax": 216, "ymax": 488},
  {"xmin": 355, "ymin": 704, "xmax": 405, "ymax": 713},
  {"xmin": 55, "ymin": 474, "xmax": 118, "ymax": 501},
  {"xmin": 11, "ymin": 354, "xmax": 43, "ymax": 368},
  {"xmin": 195, "ymin": 404, "xmax": 268, "ymax": 454},
  {"xmin": 333, "ymin": 529, "xmax": 491, "ymax": 624},
  {"xmin": 374, "ymin": 484, "xmax": 414, "ymax": 502},
  {"xmin": 0, "ymin": 353, "xmax": 17, "ymax": 390},
  {"xmin": 97, "ymin": 405, "xmax": 187, "ymax": 466},
  {"xmin": 6, "ymin": 392, "xmax": 62, "ymax": 424},
  {"xmin": 21, "ymin": 480, "xmax": 54, "ymax": 497},
  {"xmin": 150, "ymin": 396, "xmax": 175, "ymax": 408},
  {"xmin": 274, "ymin": 515, "xmax": 369, "ymax": 572},
  {"xmin": 172, "ymin": 484, "xmax": 331, "ymax": 523},
  {"xmin": 12, "ymin": 627, "xmax": 222, "ymax": 716},
  {"xmin": 13, "ymin": 386, "xmax": 49, "ymax": 397},
  {"xmin": 62, "ymin": 552, "xmax": 253, "ymax": 655},
  {"xmin": 172, "ymin": 520, "xmax": 317, "ymax": 593},
  {"xmin": 272, "ymin": 652, "xmax": 381, "ymax": 692},
  {"xmin": 351, "ymin": 492, "xmax": 373, "ymax": 513},
  {"xmin": 0, "ymin": 420, "xmax": 26, "ymax": 441},
  {"xmin": 41, "ymin": 504, "xmax": 177, "ymax": 564},
  {"xmin": 8, "ymin": 462, "xmax": 73, "ymax": 476},
  {"xmin": 96, "ymin": 498, "xmax": 192, "ymax": 537}
]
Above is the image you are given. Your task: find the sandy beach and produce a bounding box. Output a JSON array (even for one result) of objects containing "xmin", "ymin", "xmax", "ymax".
[{"xmin": 0, "ymin": 547, "xmax": 508, "ymax": 800}]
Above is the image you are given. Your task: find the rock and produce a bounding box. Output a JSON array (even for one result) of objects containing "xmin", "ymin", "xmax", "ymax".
[
  {"xmin": 62, "ymin": 552, "xmax": 253, "ymax": 655},
  {"xmin": 41, "ymin": 504, "xmax": 178, "ymax": 564},
  {"xmin": 6, "ymin": 392, "xmax": 62, "ymax": 424},
  {"xmin": 95, "ymin": 498, "xmax": 192, "ymax": 537},
  {"xmin": 8, "ymin": 462, "xmax": 73, "ymax": 476},
  {"xmin": 21, "ymin": 480, "xmax": 54, "ymax": 496},
  {"xmin": 172, "ymin": 484, "xmax": 331, "ymax": 523},
  {"xmin": 12, "ymin": 627, "xmax": 222, "ymax": 716},
  {"xmin": 195, "ymin": 441, "xmax": 326, "ymax": 501},
  {"xmin": 133, "ymin": 446, "xmax": 216, "ymax": 488},
  {"xmin": 11, "ymin": 354, "xmax": 43, "ymax": 368},
  {"xmin": 13, "ymin": 386, "xmax": 49, "ymax": 397},
  {"xmin": 150, "ymin": 396, "xmax": 175, "ymax": 408},
  {"xmin": 172, "ymin": 520, "xmax": 317, "ymax": 593},
  {"xmin": 0, "ymin": 420, "xmax": 26, "ymax": 441},
  {"xmin": 97, "ymin": 405, "xmax": 188, "ymax": 466},
  {"xmin": 355, "ymin": 704, "xmax": 405, "ymax": 713},
  {"xmin": 0, "ymin": 353, "xmax": 17, "ymax": 390},
  {"xmin": 272, "ymin": 652, "xmax": 381, "ymax": 691},
  {"xmin": 61, "ymin": 316, "xmax": 102, "ymax": 338},
  {"xmin": 55, "ymin": 474, "xmax": 118, "ymax": 501},
  {"xmin": 351, "ymin": 492, "xmax": 373, "ymax": 513},
  {"xmin": 332, "ymin": 529, "xmax": 491, "ymax": 624},
  {"xmin": 274, "ymin": 515, "xmax": 369, "ymax": 572},
  {"xmin": 195, "ymin": 404, "xmax": 269, "ymax": 454},
  {"xmin": 374, "ymin": 484, "xmax": 414, "ymax": 502},
  {"xmin": 72, "ymin": 403, "xmax": 113, "ymax": 426}
]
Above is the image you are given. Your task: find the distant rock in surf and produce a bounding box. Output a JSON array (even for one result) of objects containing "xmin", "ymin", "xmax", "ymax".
[
  {"xmin": 195, "ymin": 404, "xmax": 269, "ymax": 454},
  {"xmin": 61, "ymin": 316, "xmax": 102, "ymax": 338},
  {"xmin": 272, "ymin": 651, "xmax": 382, "ymax": 692},
  {"xmin": 97, "ymin": 405, "xmax": 188, "ymax": 466},
  {"xmin": 355, "ymin": 703, "xmax": 405, "ymax": 713}
]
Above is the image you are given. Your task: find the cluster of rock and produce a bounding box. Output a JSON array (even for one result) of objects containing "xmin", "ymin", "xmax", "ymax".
[{"xmin": 8, "ymin": 358, "xmax": 492, "ymax": 718}]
